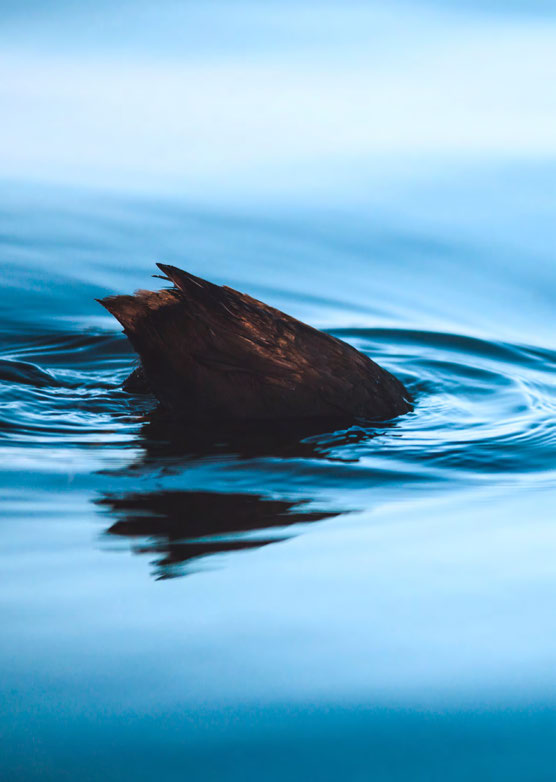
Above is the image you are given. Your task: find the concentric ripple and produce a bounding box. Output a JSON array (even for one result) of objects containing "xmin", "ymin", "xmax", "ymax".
[
  {"xmin": 0, "ymin": 333, "xmax": 153, "ymax": 447},
  {"xmin": 336, "ymin": 329, "xmax": 556, "ymax": 485},
  {"xmin": 1, "ymin": 325, "xmax": 554, "ymax": 489}
]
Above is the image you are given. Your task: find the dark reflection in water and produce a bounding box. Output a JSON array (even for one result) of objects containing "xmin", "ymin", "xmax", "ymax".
[
  {"xmin": 97, "ymin": 490, "xmax": 343, "ymax": 579},
  {"xmin": 136, "ymin": 409, "xmax": 389, "ymax": 464},
  {"xmin": 96, "ymin": 411, "xmax": 366, "ymax": 579}
]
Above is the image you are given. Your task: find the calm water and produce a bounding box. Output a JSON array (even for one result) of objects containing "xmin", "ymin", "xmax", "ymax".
[{"xmin": 1, "ymin": 2, "xmax": 556, "ymax": 781}]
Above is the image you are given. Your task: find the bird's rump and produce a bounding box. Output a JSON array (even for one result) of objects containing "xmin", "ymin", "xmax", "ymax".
[{"xmin": 98, "ymin": 263, "xmax": 412, "ymax": 421}]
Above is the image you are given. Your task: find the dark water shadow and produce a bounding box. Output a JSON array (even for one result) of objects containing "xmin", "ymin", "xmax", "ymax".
[
  {"xmin": 97, "ymin": 489, "xmax": 345, "ymax": 580},
  {"xmin": 124, "ymin": 407, "xmax": 395, "ymax": 469},
  {"xmin": 95, "ymin": 407, "xmax": 398, "ymax": 579}
]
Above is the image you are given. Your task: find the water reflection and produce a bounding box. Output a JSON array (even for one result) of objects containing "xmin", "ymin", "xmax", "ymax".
[
  {"xmin": 133, "ymin": 409, "xmax": 390, "ymax": 465},
  {"xmin": 96, "ymin": 412, "xmax": 371, "ymax": 579},
  {"xmin": 97, "ymin": 489, "xmax": 344, "ymax": 580}
]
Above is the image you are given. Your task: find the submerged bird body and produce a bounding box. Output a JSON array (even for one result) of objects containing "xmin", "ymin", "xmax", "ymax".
[{"xmin": 99, "ymin": 264, "xmax": 412, "ymax": 421}]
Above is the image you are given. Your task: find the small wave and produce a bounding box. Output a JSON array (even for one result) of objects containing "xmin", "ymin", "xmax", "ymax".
[
  {"xmin": 347, "ymin": 329, "xmax": 556, "ymax": 484},
  {"xmin": 1, "ymin": 331, "xmax": 134, "ymax": 366},
  {"xmin": 0, "ymin": 326, "xmax": 554, "ymax": 488},
  {"xmin": 0, "ymin": 358, "xmax": 66, "ymax": 388},
  {"xmin": 0, "ymin": 331, "xmax": 150, "ymax": 446}
]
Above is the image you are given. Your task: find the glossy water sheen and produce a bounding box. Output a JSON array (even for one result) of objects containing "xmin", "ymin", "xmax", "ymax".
[{"xmin": 1, "ymin": 2, "xmax": 556, "ymax": 781}]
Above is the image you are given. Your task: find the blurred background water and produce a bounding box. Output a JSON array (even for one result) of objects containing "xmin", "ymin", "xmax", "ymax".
[{"xmin": 0, "ymin": 2, "xmax": 555, "ymax": 780}]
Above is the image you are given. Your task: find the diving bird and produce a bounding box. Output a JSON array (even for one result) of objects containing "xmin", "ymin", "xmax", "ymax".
[{"xmin": 98, "ymin": 264, "xmax": 412, "ymax": 421}]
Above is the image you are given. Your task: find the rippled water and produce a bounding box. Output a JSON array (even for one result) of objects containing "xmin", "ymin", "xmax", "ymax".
[{"xmin": 1, "ymin": 175, "xmax": 554, "ymax": 781}]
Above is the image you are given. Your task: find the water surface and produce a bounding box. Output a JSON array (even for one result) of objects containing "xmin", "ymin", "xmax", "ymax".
[{"xmin": 1, "ymin": 1, "xmax": 555, "ymax": 780}]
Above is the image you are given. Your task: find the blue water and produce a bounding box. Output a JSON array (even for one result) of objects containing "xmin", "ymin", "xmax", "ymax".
[{"xmin": 1, "ymin": 2, "xmax": 555, "ymax": 780}]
